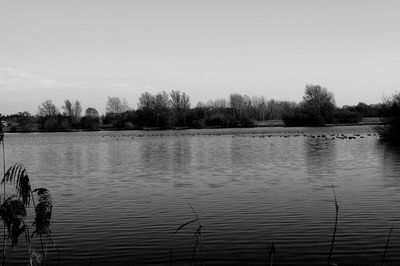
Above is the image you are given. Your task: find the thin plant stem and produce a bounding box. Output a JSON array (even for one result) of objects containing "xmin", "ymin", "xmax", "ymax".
[
  {"xmin": 1, "ymin": 137, "xmax": 6, "ymax": 266},
  {"xmin": 190, "ymin": 232, "xmax": 199, "ymax": 266},
  {"xmin": 24, "ymin": 224, "xmax": 31, "ymax": 256},
  {"xmin": 40, "ymin": 235, "xmax": 44, "ymax": 255},
  {"xmin": 269, "ymin": 242, "xmax": 275, "ymax": 266},
  {"xmin": 199, "ymin": 227, "xmax": 205, "ymax": 266},
  {"xmin": 43, "ymin": 235, "xmax": 49, "ymax": 266},
  {"xmin": 327, "ymin": 186, "xmax": 339, "ymax": 266},
  {"xmin": 380, "ymin": 224, "xmax": 394, "ymax": 266}
]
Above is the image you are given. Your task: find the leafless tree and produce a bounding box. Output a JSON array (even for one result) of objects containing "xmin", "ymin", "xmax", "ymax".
[
  {"xmin": 38, "ymin": 100, "xmax": 58, "ymax": 117},
  {"xmin": 138, "ymin": 92, "xmax": 155, "ymax": 110},
  {"xmin": 251, "ymin": 95, "xmax": 267, "ymax": 120},
  {"xmin": 106, "ymin": 97, "xmax": 129, "ymax": 113},
  {"xmin": 62, "ymin": 99, "xmax": 82, "ymax": 124},
  {"xmin": 73, "ymin": 101, "xmax": 82, "ymax": 123},
  {"xmin": 302, "ymin": 84, "xmax": 336, "ymax": 122},
  {"xmin": 62, "ymin": 100, "xmax": 73, "ymax": 117},
  {"xmin": 169, "ymin": 90, "xmax": 190, "ymax": 126},
  {"xmin": 85, "ymin": 107, "xmax": 99, "ymax": 117}
]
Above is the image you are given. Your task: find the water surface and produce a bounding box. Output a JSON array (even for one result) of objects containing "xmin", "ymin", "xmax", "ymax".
[{"xmin": 3, "ymin": 126, "xmax": 400, "ymax": 265}]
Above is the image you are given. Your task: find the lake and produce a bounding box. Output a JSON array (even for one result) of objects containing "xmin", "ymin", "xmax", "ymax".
[{"xmin": 3, "ymin": 126, "xmax": 400, "ymax": 265}]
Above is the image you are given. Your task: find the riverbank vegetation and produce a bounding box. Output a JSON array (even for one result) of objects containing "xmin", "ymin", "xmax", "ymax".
[
  {"xmin": 376, "ymin": 92, "xmax": 400, "ymax": 144},
  {"xmin": 0, "ymin": 86, "xmax": 388, "ymax": 132}
]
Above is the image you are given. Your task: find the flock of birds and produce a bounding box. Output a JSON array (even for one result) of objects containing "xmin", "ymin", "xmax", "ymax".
[
  {"xmin": 98, "ymin": 131, "xmax": 379, "ymax": 141},
  {"xmin": 250, "ymin": 132, "xmax": 378, "ymax": 140}
]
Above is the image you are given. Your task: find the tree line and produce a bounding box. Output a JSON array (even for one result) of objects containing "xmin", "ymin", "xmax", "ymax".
[{"xmin": 0, "ymin": 86, "xmax": 390, "ymax": 132}]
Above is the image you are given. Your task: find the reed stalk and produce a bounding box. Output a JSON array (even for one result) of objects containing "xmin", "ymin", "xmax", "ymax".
[
  {"xmin": 172, "ymin": 202, "xmax": 205, "ymax": 266},
  {"xmin": 380, "ymin": 224, "xmax": 394, "ymax": 266},
  {"xmin": 327, "ymin": 186, "xmax": 339, "ymax": 266},
  {"xmin": 1, "ymin": 127, "xmax": 5, "ymax": 266},
  {"xmin": 269, "ymin": 242, "xmax": 275, "ymax": 266}
]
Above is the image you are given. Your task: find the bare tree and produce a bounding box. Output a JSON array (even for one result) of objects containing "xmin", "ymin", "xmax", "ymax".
[
  {"xmin": 154, "ymin": 91, "xmax": 170, "ymax": 109},
  {"xmin": 38, "ymin": 100, "xmax": 58, "ymax": 117},
  {"xmin": 214, "ymin": 99, "xmax": 227, "ymax": 109},
  {"xmin": 302, "ymin": 84, "xmax": 336, "ymax": 122},
  {"xmin": 62, "ymin": 100, "xmax": 73, "ymax": 117},
  {"xmin": 303, "ymin": 85, "xmax": 335, "ymax": 111},
  {"xmin": 83, "ymin": 107, "xmax": 100, "ymax": 130},
  {"xmin": 170, "ymin": 90, "xmax": 190, "ymax": 110},
  {"xmin": 138, "ymin": 92, "xmax": 155, "ymax": 110},
  {"xmin": 73, "ymin": 101, "xmax": 82, "ymax": 123},
  {"xmin": 196, "ymin": 102, "xmax": 206, "ymax": 108},
  {"xmin": 169, "ymin": 90, "xmax": 190, "ymax": 126},
  {"xmin": 266, "ymin": 99, "xmax": 298, "ymax": 120},
  {"xmin": 85, "ymin": 107, "xmax": 99, "ymax": 117},
  {"xmin": 137, "ymin": 92, "xmax": 157, "ymax": 125},
  {"xmin": 207, "ymin": 98, "xmax": 227, "ymax": 110},
  {"xmin": 154, "ymin": 91, "xmax": 170, "ymax": 125},
  {"xmin": 229, "ymin": 94, "xmax": 245, "ymax": 118},
  {"xmin": 251, "ymin": 95, "xmax": 267, "ymax": 120},
  {"xmin": 106, "ymin": 97, "xmax": 129, "ymax": 113},
  {"xmin": 62, "ymin": 99, "xmax": 82, "ymax": 124}
]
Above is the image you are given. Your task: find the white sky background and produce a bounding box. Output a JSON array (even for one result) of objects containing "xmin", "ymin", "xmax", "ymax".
[{"xmin": 1, "ymin": 0, "xmax": 400, "ymax": 115}]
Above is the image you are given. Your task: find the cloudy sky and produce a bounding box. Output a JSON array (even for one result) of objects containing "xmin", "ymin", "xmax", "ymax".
[{"xmin": 1, "ymin": 0, "xmax": 400, "ymax": 115}]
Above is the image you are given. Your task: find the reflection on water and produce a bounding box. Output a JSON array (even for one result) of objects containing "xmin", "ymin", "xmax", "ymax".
[
  {"xmin": 2, "ymin": 126, "xmax": 400, "ymax": 266},
  {"xmin": 304, "ymin": 137, "xmax": 337, "ymax": 188},
  {"xmin": 379, "ymin": 142, "xmax": 400, "ymax": 189}
]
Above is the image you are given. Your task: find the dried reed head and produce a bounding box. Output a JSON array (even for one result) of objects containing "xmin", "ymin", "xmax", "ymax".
[
  {"xmin": 32, "ymin": 188, "xmax": 52, "ymax": 237},
  {"xmin": 2, "ymin": 163, "xmax": 32, "ymax": 207}
]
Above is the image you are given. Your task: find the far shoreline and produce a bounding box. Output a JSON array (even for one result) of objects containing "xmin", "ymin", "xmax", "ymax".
[{"xmin": 2, "ymin": 117, "xmax": 384, "ymax": 134}]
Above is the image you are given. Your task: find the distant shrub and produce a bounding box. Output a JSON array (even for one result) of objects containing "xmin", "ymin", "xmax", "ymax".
[
  {"xmin": 42, "ymin": 117, "xmax": 59, "ymax": 131},
  {"xmin": 334, "ymin": 109, "xmax": 363, "ymax": 124},
  {"xmin": 205, "ymin": 116, "xmax": 225, "ymax": 127},
  {"xmin": 282, "ymin": 111, "xmax": 325, "ymax": 127},
  {"xmin": 228, "ymin": 116, "xmax": 255, "ymax": 128},
  {"xmin": 59, "ymin": 117, "xmax": 72, "ymax": 131}
]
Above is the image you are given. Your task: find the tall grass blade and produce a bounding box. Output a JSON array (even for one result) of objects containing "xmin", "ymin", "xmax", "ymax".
[
  {"xmin": 190, "ymin": 232, "xmax": 200, "ymax": 266},
  {"xmin": 327, "ymin": 186, "xmax": 339, "ymax": 266},
  {"xmin": 190, "ymin": 224, "xmax": 204, "ymax": 266},
  {"xmin": 173, "ymin": 203, "xmax": 205, "ymax": 266},
  {"xmin": 199, "ymin": 231, "xmax": 205, "ymax": 266},
  {"xmin": 380, "ymin": 224, "xmax": 394, "ymax": 266},
  {"xmin": 172, "ymin": 218, "xmax": 198, "ymax": 235},
  {"xmin": 186, "ymin": 201, "xmax": 199, "ymax": 221},
  {"xmin": 192, "ymin": 226, "xmax": 201, "ymax": 239},
  {"xmin": 269, "ymin": 242, "xmax": 275, "ymax": 266}
]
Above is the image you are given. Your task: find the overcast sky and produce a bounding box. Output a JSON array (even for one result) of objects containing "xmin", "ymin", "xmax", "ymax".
[{"xmin": 1, "ymin": 0, "xmax": 400, "ymax": 115}]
